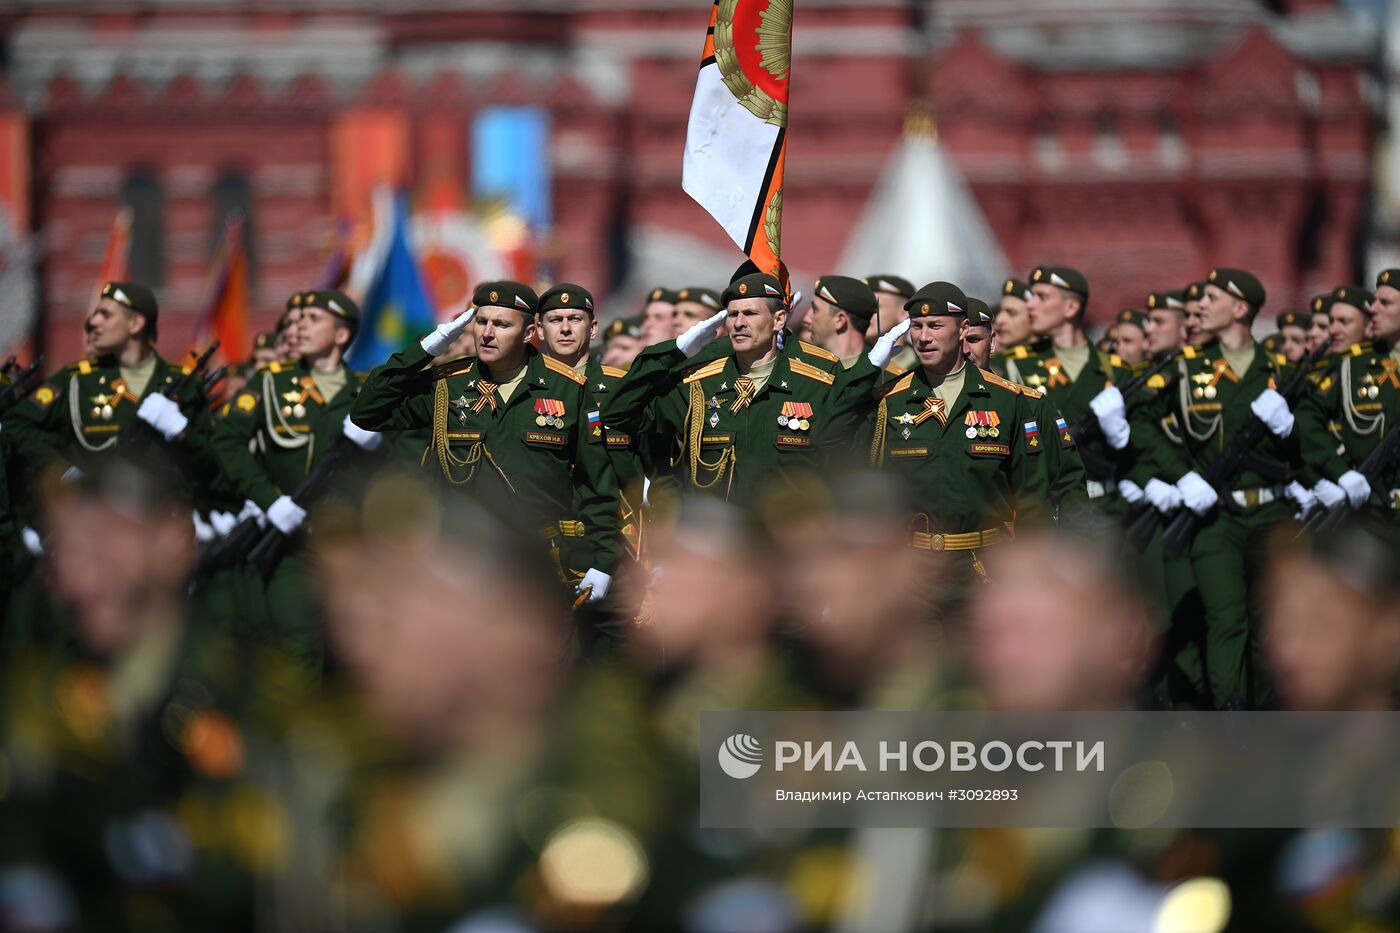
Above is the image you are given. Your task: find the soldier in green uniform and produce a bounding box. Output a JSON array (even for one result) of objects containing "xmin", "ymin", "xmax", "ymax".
[
  {"xmin": 1002, "ymin": 266, "xmax": 1137, "ymax": 517},
  {"xmin": 1327, "ymin": 285, "xmax": 1372, "ymax": 353},
  {"xmin": 991, "ymin": 277, "xmax": 1037, "ymax": 365},
  {"xmin": 600, "ymin": 314, "xmax": 644, "ymax": 368},
  {"xmin": 1306, "ymin": 294, "xmax": 1333, "ymax": 354},
  {"xmin": 1111, "ymin": 308, "xmax": 1149, "ymax": 365},
  {"xmin": 1132, "ymin": 268, "xmax": 1300, "ymax": 708},
  {"xmin": 350, "ymin": 280, "xmax": 620, "ymax": 607},
  {"xmin": 1276, "ymin": 309, "xmax": 1311, "ymax": 365},
  {"xmin": 1183, "ymin": 280, "xmax": 1208, "ymax": 345},
  {"xmin": 209, "ymin": 289, "xmax": 382, "ymax": 667},
  {"xmin": 1143, "ymin": 290, "xmax": 1187, "ymax": 360},
  {"xmin": 670, "ymin": 286, "xmax": 723, "ymax": 337},
  {"xmin": 1294, "ymin": 268, "xmax": 1400, "ymax": 547},
  {"xmin": 805, "ymin": 275, "xmax": 881, "ymax": 370},
  {"xmin": 640, "ymin": 286, "xmax": 679, "ymax": 348},
  {"xmin": 865, "ymin": 274, "xmax": 918, "ymax": 372},
  {"xmin": 603, "ymin": 272, "xmax": 869, "ymax": 508}
]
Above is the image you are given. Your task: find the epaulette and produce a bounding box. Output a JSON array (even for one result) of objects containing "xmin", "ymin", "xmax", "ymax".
[
  {"xmin": 601, "ymin": 364, "xmax": 628, "ymax": 379},
  {"xmin": 1011, "ymin": 345, "xmax": 1032, "ymax": 360},
  {"xmin": 682, "ymin": 357, "xmax": 728, "ymax": 384},
  {"xmin": 880, "ymin": 371, "xmax": 915, "ymax": 398},
  {"xmin": 1013, "ymin": 382, "xmax": 1039, "ymax": 396},
  {"xmin": 1347, "ymin": 342, "xmax": 1372, "ymax": 358},
  {"xmin": 977, "ymin": 367, "xmax": 1021, "ymax": 394},
  {"xmin": 1146, "ymin": 373, "xmax": 1167, "ymax": 390},
  {"xmin": 885, "ymin": 364, "xmax": 906, "ymax": 377},
  {"xmin": 180, "ymin": 363, "xmax": 194, "ymax": 375},
  {"xmin": 72, "ymin": 359, "xmax": 94, "ymax": 375},
  {"xmin": 431, "ymin": 356, "xmax": 475, "ymax": 380},
  {"xmin": 1316, "ymin": 375, "xmax": 1334, "ymax": 393},
  {"xmin": 1273, "ymin": 353, "xmax": 1289, "ymax": 367},
  {"xmin": 268, "ymin": 362, "xmax": 284, "ymax": 374},
  {"xmin": 1109, "ymin": 353, "xmax": 1126, "ymax": 368},
  {"xmin": 789, "ymin": 358, "xmax": 836, "ymax": 385},
  {"xmin": 543, "ymin": 354, "xmax": 587, "ymax": 385},
  {"xmin": 1181, "ymin": 346, "xmax": 1201, "ymax": 360},
  {"xmin": 798, "ymin": 340, "xmax": 839, "ymax": 363}
]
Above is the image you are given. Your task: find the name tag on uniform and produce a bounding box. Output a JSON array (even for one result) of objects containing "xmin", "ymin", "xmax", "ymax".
[
  {"xmin": 605, "ymin": 432, "xmax": 632, "ymax": 447},
  {"xmin": 524, "ymin": 431, "xmax": 566, "ymax": 446},
  {"xmin": 447, "ymin": 429, "xmax": 483, "ymax": 442},
  {"xmin": 701, "ymin": 433, "xmax": 733, "ymax": 445},
  {"xmin": 776, "ymin": 434, "xmax": 810, "ymax": 447},
  {"xmin": 968, "ymin": 442, "xmax": 1010, "ymax": 456},
  {"xmin": 889, "ymin": 446, "xmax": 928, "ymax": 459}
]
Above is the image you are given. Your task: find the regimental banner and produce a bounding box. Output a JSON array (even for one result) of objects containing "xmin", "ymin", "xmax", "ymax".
[{"xmin": 682, "ymin": 0, "xmax": 791, "ymax": 275}]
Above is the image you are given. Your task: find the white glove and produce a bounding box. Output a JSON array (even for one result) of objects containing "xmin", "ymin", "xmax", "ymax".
[
  {"xmin": 192, "ymin": 511, "xmax": 216, "ymax": 543},
  {"xmin": 342, "ymin": 414, "xmax": 382, "ymax": 452},
  {"xmin": 575, "ymin": 568, "xmax": 612, "ymax": 604},
  {"xmin": 1175, "ymin": 471, "xmax": 1218, "ymax": 516},
  {"xmin": 21, "ymin": 527, "xmax": 43, "ymax": 557},
  {"xmin": 136, "ymin": 393, "xmax": 188, "ymax": 441},
  {"xmin": 266, "ymin": 495, "xmax": 307, "ymax": 536},
  {"xmin": 420, "ymin": 307, "xmax": 476, "ymax": 357},
  {"xmin": 676, "ymin": 309, "xmax": 728, "ymax": 358},
  {"xmin": 1249, "ymin": 388, "xmax": 1294, "ymax": 439},
  {"xmin": 209, "ymin": 510, "xmax": 238, "ymax": 537},
  {"xmin": 1144, "ymin": 478, "xmax": 1182, "ymax": 513},
  {"xmin": 60, "ymin": 466, "xmax": 84, "ymax": 484},
  {"xmin": 1337, "ymin": 469, "xmax": 1372, "ymax": 508},
  {"xmin": 867, "ymin": 318, "xmax": 912, "ymax": 369},
  {"xmin": 1312, "ymin": 479, "xmax": 1346, "ymax": 509},
  {"xmin": 1286, "ymin": 481, "xmax": 1316, "ymax": 519},
  {"xmin": 1117, "ymin": 479, "xmax": 1145, "ymax": 505},
  {"xmin": 239, "ymin": 499, "xmax": 266, "ymax": 528},
  {"xmin": 1089, "ymin": 386, "xmax": 1130, "ymax": 449}
]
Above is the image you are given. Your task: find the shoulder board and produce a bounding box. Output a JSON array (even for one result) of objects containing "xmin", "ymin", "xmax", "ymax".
[
  {"xmin": 1273, "ymin": 353, "xmax": 1289, "ymax": 367},
  {"xmin": 1109, "ymin": 353, "xmax": 1125, "ymax": 368},
  {"xmin": 1347, "ymin": 342, "xmax": 1372, "ymax": 358},
  {"xmin": 977, "ymin": 367, "xmax": 1020, "ymax": 394},
  {"xmin": 180, "ymin": 363, "xmax": 194, "ymax": 375},
  {"xmin": 1013, "ymin": 382, "xmax": 1039, "ymax": 396},
  {"xmin": 880, "ymin": 372, "xmax": 916, "ymax": 398},
  {"xmin": 682, "ymin": 357, "xmax": 728, "ymax": 384},
  {"xmin": 1181, "ymin": 346, "xmax": 1200, "ymax": 360},
  {"xmin": 431, "ymin": 356, "xmax": 476, "ymax": 380},
  {"xmin": 600, "ymin": 364, "xmax": 628, "ymax": 379},
  {"xmin": 789, "ymin": 358, "xmax": 836, "ymax": 385},
  {"xmin": 1317, "ymin": 375, "xmax": 1334, "ymax": 393},
  {"xmin": 1146, "ymin": 373, "xmax": 1167, "ymax": 390},
  {"xmin": 75, "ymin": 359, "xmax": 94, "ymax": 375},
  {"xmin": 268, "ymin": 362, "xmax": 284, "ymax": 374},
  {"xmin": 885, "ymin": 364, "xmax": 906, "ymax": 376},
  {"xmin": 542, "ymin": 354, "xmax": 587, "ymax": 385},
  {"xmin": 1011, "ymin": 346, "xmax": 1031, "ymax": 360},
  {"xmin": 798, "ymin": 340, "xmax": 839, "ymax": 363}
]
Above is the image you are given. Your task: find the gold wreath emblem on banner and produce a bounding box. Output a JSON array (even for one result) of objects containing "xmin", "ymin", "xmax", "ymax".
[
  {"xmin": 715, "ymin": 0, "xmax": 791, "ymax": 127},
  {"xmin": 764, "ymin": 186, "xmax": 783, "ymax": 257}
]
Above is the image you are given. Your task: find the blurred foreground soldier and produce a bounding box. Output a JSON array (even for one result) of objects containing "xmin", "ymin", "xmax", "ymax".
[
  {"xmin": 640, "ymin": 286, "xmax": 679, "ymax": 346},
  {"xmin": 1328, "ymin": 285, "xmax": 1372, "ymax": 352},
  {"xmin": 1306, "ymin": 297, "xmax": 1332, "ymax": 354},
  {"xmin": 1143, "ymin": 291, "xmax": 1187, "ymax": 357},
  {"xmin": 806, "ymin": 275, "xmax": 880, "ymax": 369},
  {"xmin": 1183, "ymin": 280, "xmax": 1207, "ymax": 345},
  {"xmin": 991, "ymin": 278, "xmax": 1037, "ymax": 369},
  {"xmin": 1112, "ymin": 308, "xmax": 1149, "ymax": 365},
  {"xmin": 601, "ymin": 314, "xmax": 644, "ymax": 368},
  {"xmin": 274, "ymin": 295, "xmax": 302, "ymax": 361},
  {"xmin": 1275, "ymin": 310, "xmax": 1311, "ymax": 365},
  {"xmin": 865, "ymin": 274, "xmax": 917, "ymax": 371},
  {"xmin": 351, "ymin": 281, "xmax": 620, "ymax": 606},
  {"xmin": 250, "ymin": 331, "xmax": 278, "ymax": 369},
  {"xmin": 210, "ymin": 290, "xmax": 382, "ymax": 662},
  {"xmin": 0, "ymin": 456, "xmax": 289, "ymax": 932},
  {"xmin": 671, "ymin": 287, "xmax": 723, "ymax": 336}
]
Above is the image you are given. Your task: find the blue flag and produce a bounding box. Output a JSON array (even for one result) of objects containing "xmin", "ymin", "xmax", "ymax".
[{"xmin": 347, "ymin": 194, "xmax": 435, "ymax": 370}]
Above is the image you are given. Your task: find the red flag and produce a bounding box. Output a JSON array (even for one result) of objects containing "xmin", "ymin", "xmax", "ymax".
[
  {"xmin": 193, "ymin": 213, "xmax": 249, "ymax": 363},
  {"xmin": 92, "ymin": 207, "xmax": 131, "ymax": 306}
]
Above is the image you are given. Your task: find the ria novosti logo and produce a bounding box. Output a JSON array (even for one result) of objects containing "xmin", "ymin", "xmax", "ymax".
[{"xmin": 717, "ymin": 733, "xmax": 763, "ymax": 779}]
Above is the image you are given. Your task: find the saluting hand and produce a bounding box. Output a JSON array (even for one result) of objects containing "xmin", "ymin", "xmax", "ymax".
[
  {"xmin": 867, "ymin": 317, "xmax": 911, "ymax": 369},
  {"xmin": 677, "ymin": 309, "xmax": 728, "ymax": 358},
  {"xmin": 421, "ymin": 306, "xmax": 477, "ymax": 357}
]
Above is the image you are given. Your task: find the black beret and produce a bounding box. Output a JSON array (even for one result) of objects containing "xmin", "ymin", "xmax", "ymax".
[
  {"xmin": 676, "ymin": 287, "xmax": 722, "ymax": 311},
  {"xmin": 1310, "ymin": 294, "xmax": 1335, "ymax": 316},
  {"xmin": 1207, "ymin": 267, "xmax": 1265, "ymax": 308},
  {"xmin": 252, "ymin": 331, "xmax": 275, "ymax": 351},
  {"xmin": 286, "ymin": 292, "xmax": 304, "ymax": 311},
  {"xmin": 1261, "ymin": 332, "xmax": 1282, "ymax": 354},
  {"xmin": 473, "ymin": 280, "xmax": 539, "ymax": 315},
  {"xmin": 301, "ymin": 289, "xmax": 362, "ymax": 335},
  {"xmin": 813, "ymin": 275, "xmax": 878, "ymax": 323},
  {"xmin": 1277, "ymin": 310, "xmax": 1312, "ymax": 330},
  {"xmin": 1030, "ymin": 265, "xmax": 1089, "ymax": 300},
  {"xmin": 865, "ymin": 275, "xmax": 915, "ymax": 298},
  {"xmin": 604, "ymin": 315, "xmax": 642, "ymax": 340},
  {"xmin": 538, "ymin": 283, "xmax": 596, "ymax": 316},
  {"xmin": 645, "ymin": 287, "xmax": 681, "ymax": 305},
  {"xmin": 1331, "ymin": 285, "xmax": 1373, "ymax": 311},
  {"xmin": 1376, "ymin": 269, "xmax": 1400, "ymax": 290},
  {"xmin": 102, "ymin": 281, "xmax": 158, "ymax": 329},
  {"xmin": 721, "ymin": 273, "xmax": 785, "ymax": 307},
  {"xmin": 1001, "ymin": 278, "xmax": 1032, "ymax": 300},
  {"xmin": 1145, "ymin": 291, "xmax": 1185, "ymax": 312},
  {"xmin": 1184, "ymin": 281, "xmax": 1207, "ymax": 302},
  {"xmin": 965, "ymin": 297, "xmax": 993, "ymax": 326},
  {"xmin": 905, "ymin": 281, "xmax": 969, "ymax": 321},
  {"xmin": 1116, "ymin": 308, "xmax": 1147, "ymax": 329}
]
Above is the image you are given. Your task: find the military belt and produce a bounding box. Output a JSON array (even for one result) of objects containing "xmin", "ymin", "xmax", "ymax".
[
  {"xmin": 1228, "ymin": 485, "xmax": 1285, "ymax": 509},
  {"xmin": 540, "ymin": 520, "xmax": 586, "ymax": 539},
  {"xmin": 911, "ymin": 526, "xmax": 1007, "ymax": 552}
]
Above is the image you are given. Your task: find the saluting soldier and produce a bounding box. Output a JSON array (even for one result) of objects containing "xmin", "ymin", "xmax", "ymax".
[
  {"xmin": 350, "ymin": 281, "xmax": 620, "ymax": 606},
  {"xmin": 864, "ymin": 274, "xmax": 918, "ymax": 372},
  {"xmin": 1132, "ymin": 268, "xmax": 1301, "ymax": 708},
  {"xmin": 805, "ymin": 275, "xmax": 883, "ymax": 370}
]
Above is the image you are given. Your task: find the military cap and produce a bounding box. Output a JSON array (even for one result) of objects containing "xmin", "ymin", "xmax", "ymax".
[
  {"xmin": 965, "ymin": 296, "xmax": 993, "ymax": 326},
  {"xmin": 1261, "ymin": 332, "xmax": 1282, "ymax": 354},
  {"xmin": 722, "ymin": 272, "xmax": 785, "ymax": 307},
  {"xmin": 252, "ymin": 331, "xmax": 275, "ymax": 351},
  {"xmin": 1276, "ymin": 310, "xmax": 1312, "ymax": 330},
  {"xmin": 102, "ymin": 281, "xmax": 159, "ymax": 339},
  {"xmin": 1331, "ymin": 284, "xmax": 1373, "ymax": 311},
  {"xmin": 473, "ymin": 280, "xmax": 539, "ymax": 315},
  {"xmin": 645, "ymin": 287, "xmax": 681, "ymax": 305},
  {"xmin": 538, "ymin": 283, "xmax": 596, "ymax": 317},
  {"xmin": 1030, "ymin": 265, "xmax": 1089, "ymax": 300},
  {"xmin": 905, "ymin": 281, "xmax": 968, "ymax": 320},
  {"xmin": 1001, "ymin": 277, "xmax": 1032, "ymax": 300},
  {"xmin": 604, "ymin": 315, "xmax": 642, "ymax": 341},
  {"xmin": 1310, "ymin": 293, "xmax": 1335, "ymax": 316},
  {"xmin": 676, "ymin": 287, "xmax": 723, "ymax": 311},
  {"xmin": 1116, "ymin": 308, "xmax": 1148, "ymax": 330},
  {"xmin": 1207, "ymin": 267, "xmax": 1265, "ymax": 308},
  {"xmin": 1376, "ymin": 269, "xmax": 1400, "ymax": 290},
  {"xmin": 865, "ymin": 275, "xmax": 915, "ymax": 298},
  {"xmin": 300, "ymin": 289, "xmax": 362, "ymax": 336},
  {"xmin": 1145, "ymin": 291, "xmax": 1185, "ymax": 312},
  {"xmin": 286, "ymin": 292, "xmax": 304, "ymax": 311},
  {"xmin": 813, "ymin": 275, "xmax": 879, "ymax": 324},
  {"xmin": 1183, "ymin": 281, "xmax": 1207, "ymax": 302}
]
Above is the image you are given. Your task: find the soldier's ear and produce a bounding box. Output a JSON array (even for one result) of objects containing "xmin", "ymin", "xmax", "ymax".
[
  {"xmin": 773, "ymin": 304, "xmax": 789, "ymax": 332},
  {"xmin": 588, "ymin": 317, "xmax": 599, "ymax": 343},
  {"xmin": 333, "ymin": 324, "xmax": 353, "ymax": 349}
]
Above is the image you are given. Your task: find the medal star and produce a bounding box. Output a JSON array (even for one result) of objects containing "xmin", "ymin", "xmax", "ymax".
[
  {"xmin": 780, "ymin": 381, "xmax": 788, "ymax": 389},
  {"xmin": 91, "ymin": 392, "xmax": 111, "ymax": 406},
  {"xmin": 539, "ymin": 377, "xmax": 547, "ymax": 385},
  {"xmin": 719, "ymin": 382, "xmax": 728, "ymax": 391},
  {"xmin": 597, "ymin": 383, "xmax": 606, "ymax": 391},
  {"xmin": 895, "ymin": 413, "xmax": 916, "ymax": 424},
  {"xmin": 454, "ymin": 395, "xmax": 470, "ymax": 409}
]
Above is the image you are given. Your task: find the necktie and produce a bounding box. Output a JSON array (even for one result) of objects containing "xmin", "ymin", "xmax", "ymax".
[{"xmin": 729, "ymin": 376, "xmax": 757, "ymax": 414}]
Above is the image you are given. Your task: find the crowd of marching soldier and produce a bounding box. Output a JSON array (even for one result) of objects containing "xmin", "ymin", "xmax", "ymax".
[{"xmin": 0, "ymin": 262, "xmax": 1398, "ymax": 931}]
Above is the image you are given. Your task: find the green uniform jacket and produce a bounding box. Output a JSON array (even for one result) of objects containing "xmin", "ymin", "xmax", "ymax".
[
  {"xmin": 601, "ymin": 337, "xmax": 872, "ymax": 507},
  {"xmin": 210, "ymin": 359, "xmax": 367, "ymax": 511},
  {"xmin": 868, "ymin": 365, "xmax": 1054, "ymax": 534},
  {"xmin": 1132, "ymin": 340, "xmax": 1300, "ymax": 488},
  {"xmin": 1296, "ymin": 341, "xmax": 1400, "ymax": 493},
  {"xmin": 350, "ymin": 344, "xmax": 620, "ymax": 575}
]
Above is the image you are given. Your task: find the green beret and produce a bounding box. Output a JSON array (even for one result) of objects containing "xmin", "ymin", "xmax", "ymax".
[
  {"xmin": 1310, "ymin": 294, "xmax": 1335, "ymax": 316},
  {"xmin": 1207, "ymin": 267, "xmax": 1265, "ymax": 308},
  {"xmin": 538, "ymin": 283, "xmax": 595, "ymax": 317},
  {"xmin": 473, "ymin": 280, "xmax": 539, "ymax": 315},
  {"xmin": 1277, "ymin": 310, "xmax": 1312, "ymax": 330},
  {"xmin": 252, "ymin": 331, "xmax": 275, "ymax": 351},
  {"xmin": 286, "ymin": 292, "xmax": 304, "ymax": 311},
  {"xmin": 1184, "ymin": 281, "xmax": 1207, "ymax": 302},
  {"xmin": 1116, "ymin": 308, "xmax": 1147, "ymax": 330},
  {"xmin": 1145, "ymin": 291, "xmax": 1185, "ymax": 312},
  {"xmin": 813, "ymin": 275, "xmax": 878, "ymax": 324},
  {"xmin": 1331, "ymin": 284, "xmax": 1373, "ymax": 311},
  {"xmin": 965, "ymin": 297, "xmax": 993, "ymax": 326},
  {"xmin": 865, "ymin": 275, "xmax": 915, "ymax": 298},
  {"xmin": 604, "ymin": 315, "xmax": 642, "ymax": 340},
  {"xmin": 1001, "ymin": 278, "xmax": 1031, "ymax": 300},
  {"xmin": 1261, "ymin": 332, "xmax": 1281, "ymax": 354},
  {"xmin": 722, "ymin": 273, "xmax": 785, "ymax": 307},
  {"xmin": 1376, "ymin": 269, "xmax": 1400, "ymax": 290},
  {"xmin": 905, "ymin": 281, "xmax": 968, "ymax": 321},
  {"xmin": 102, "ymin": 281, "xmax": 158, "ymax": 338},
  {"xmin": 676, "ymin": 287, "xmax": 722, "ymax": 311},
  {"xmin": 645, "ymin": 287, "xmax": 681, "ymax": 305},
  {"xmin": 301, "ymin": 289, "xmax": 361, "ymax": 335},
  {"xmin": 1030, "ymin": 265, "xmax": 1089, "ymax": 300}
]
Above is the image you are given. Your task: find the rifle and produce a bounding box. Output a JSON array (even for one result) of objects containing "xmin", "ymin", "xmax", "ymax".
[
  {"xmin": 0, "ymin": 356, "xmax": 45, "ymax": 417},
  {"xmin": 1069, "ymin": 349, "xmax": 1181, "ymax": 448},
  {"xmin": 1299, "ymin": 412, "xmax": 1400, "ymax": 538},
  {"xmin": 245, "ymin": 436, "xmax": 359, "ymax": 577},
  {"xmin": 1159, "ymin": 342, "xmax": 1332, "ymax": 556},
  {"xmin": 0, "ymin": 355, "xmax": 16, "ymax": 377},
  {"xmin": 114, "ymin": 342, "xmax": 220, "ymax": 452}
]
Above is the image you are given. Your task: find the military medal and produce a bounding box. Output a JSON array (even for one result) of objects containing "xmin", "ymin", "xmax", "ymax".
[
  {"xmin": 777, "ymin": 415, "xmax": 789, "ymax": 428},
  {"xmin": 709, "ymin": 412, "xmax": 720, "ymax": 427},
  {"xmin": 1204, "ymin": 385, "xmax": 1217, "ymax": 400},
  {"xmin": 780, "ymin": 402, "xmax": 812, "ymax": 432},
  {"xmin": 901, "ymin": 427, "xmax": 912, "ymax": 440},
  {"xmin": 534, "ymin": 398, "xmax": 565, "ymax": 428},
  {"xmin": 965, "ymin": 426, "xmax": 978, "ymax": 439},
  {"xmin": 965, "ymin": 409, "xmax": 1001, "ymax": 440}
]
